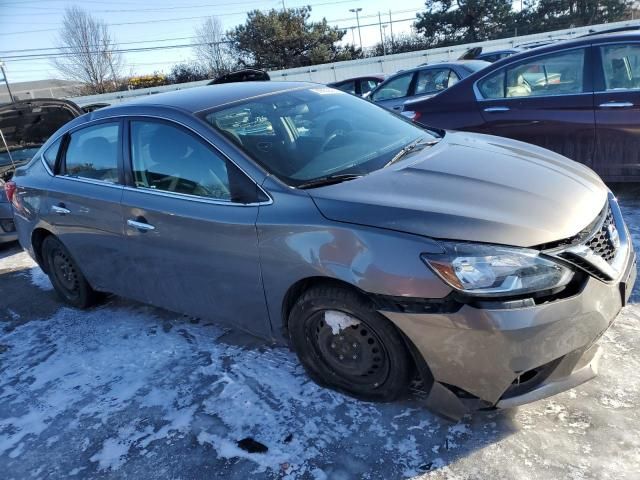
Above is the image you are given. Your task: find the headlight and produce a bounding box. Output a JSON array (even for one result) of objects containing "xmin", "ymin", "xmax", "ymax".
[{"xmin": 421, "ymin": 242, "xmax": 573, "ymax": 297}]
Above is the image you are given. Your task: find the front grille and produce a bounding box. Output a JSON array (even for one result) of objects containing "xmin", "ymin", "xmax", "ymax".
[
  {"xmin": 546, "ymin": 200, "xmax": 623, "ymax": 282},
  {"xmin": 585, "ymin": 206, "xmax": 617, "ymax": 263},
  {"xmin": 0, "ymin": 218, "xmax": 15, "ymax": 233}
]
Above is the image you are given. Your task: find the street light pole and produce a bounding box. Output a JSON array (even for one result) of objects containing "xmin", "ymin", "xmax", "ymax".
[
  {"xmin": 0, "ymin": 61, "xmax": 15, "ymax": 103},
  {"xmin": 378, "ymin": 12, "xmax": 386, "ymax": 56},
  {"xmin": 349, "ymin": 8, "xmax": 363, "ymax": 50}
]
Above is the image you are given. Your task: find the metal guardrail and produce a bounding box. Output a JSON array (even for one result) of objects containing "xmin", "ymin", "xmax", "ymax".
[{"xmin": 68, "ymin": 18, "xmax": 640, "ymax": 107}]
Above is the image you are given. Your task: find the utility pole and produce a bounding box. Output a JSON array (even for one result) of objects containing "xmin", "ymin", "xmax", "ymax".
[
  {"xmin": 349, "ymin": 8, "xmax": 363, "ymax": 50},
  {"xmin": 378, "ymin": 12, "xmax": 386, "ymax": 56},
  {"xmin": 0, "ymin": 61, "xmax": 15, "ymax": 103},
  {"xmin": 282, "ymin": 0, "xmax": 286, "ymax": 10},
  {"xmin": 388, "ymin": 10, "xmax": 395, "ymax": 54},
  {"xmin": 350, "ymin": 26, "xmax": 356, "ymax": 45}
]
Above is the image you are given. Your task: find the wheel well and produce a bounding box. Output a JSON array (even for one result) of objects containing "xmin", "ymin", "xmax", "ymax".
[
  {"xmin": 31, "ymin": 228, "xmax": 53, "ymax": 273},
  {"xmin": 281, "ymin": 277, "xmax": 367, "ymax": 337},
  {"xmin": 281, "ymin": 276, "xmax": 426, "ymax": 393}
]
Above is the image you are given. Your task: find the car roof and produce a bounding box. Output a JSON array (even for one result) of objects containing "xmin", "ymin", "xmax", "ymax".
[{"xmin": 103, "ymin": 81, "xmax": 315, "ymax": 114}]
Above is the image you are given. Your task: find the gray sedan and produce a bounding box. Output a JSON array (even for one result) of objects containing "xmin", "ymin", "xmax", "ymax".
[{"xmin": 6, "ymin": 82, "xmax": 636, "ymax": 419}]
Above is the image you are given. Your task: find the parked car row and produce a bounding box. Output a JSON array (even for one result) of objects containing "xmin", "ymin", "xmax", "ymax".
[
  {"xmin": 0, "ymin": 29, "xmax": 638, "ymax": 420},
  {"xmin": 402, "ymin": 30, "xmax": 640, "ymax": 182}
]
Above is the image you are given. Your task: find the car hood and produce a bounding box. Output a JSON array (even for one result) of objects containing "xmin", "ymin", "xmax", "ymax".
[
  {"xmin": 308, "ymin": 131, "xmax": 608, "ymax": 247},
  {"xmin": 0, "ymin": 98, "xmax": 82, "ymax": 154}
]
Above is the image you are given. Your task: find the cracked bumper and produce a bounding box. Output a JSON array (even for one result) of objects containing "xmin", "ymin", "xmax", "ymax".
[{"xmin": 382, "ymin": 249, "xmax": 635, "ymax": 419}]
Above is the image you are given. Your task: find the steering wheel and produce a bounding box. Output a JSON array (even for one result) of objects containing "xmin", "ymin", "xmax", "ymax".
[{"xmin": 320, "ymin": 130, "xmax": 348, "ymax": 152}]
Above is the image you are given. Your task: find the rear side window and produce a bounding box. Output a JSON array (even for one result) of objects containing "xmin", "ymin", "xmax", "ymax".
[
  {"xmin": 371, "ymin": 72, "xmax": 413, "ymax": 101},
  {"xmin": 478, "ymin": 49, "xmax": 585, "ymax": 99},
  {"xmin": 334, "ymin": 80, "xmax": 356, "ymax": 95},
  {"xmin": 600, "ymin": 44, "xmax": 640, "ymax": 91},
  {"xmin": 361, "ymin": 78, "xmax": 380, "ymax": 95},
  {"xmin": 415, "ymin": 68, "xmax": 458, "ymax": 95},
  {"xmin": 130, "ymin": 120, "xmax": 254, "ymax": 202},
  {"xmin": 64, "ymin": 123, "xmax": 120, "ymax": 183},
  {"xmin": 43, "ymin": 137, "xmax": 62, "ymax": 172}
]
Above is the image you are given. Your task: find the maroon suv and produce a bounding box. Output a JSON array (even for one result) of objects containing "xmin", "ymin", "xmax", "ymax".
[{"xmin": 402, "ymin": 31, "xmax": 640, "ymax": 182}]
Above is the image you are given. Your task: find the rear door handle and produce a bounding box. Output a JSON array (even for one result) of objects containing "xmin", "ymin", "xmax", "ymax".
[
  {"xmin": 599, "ymin": 102, "xmax": 634, "ymax": 108},
  {"xmin": 51, "ymin": 204, "xmax": 71, "ymax": 215},
  {"xmin": 127, "ymin": 218, "xmax": 155, "ymax": 232},
  {"xmin": 484, "ymin": 106, "xmax": 510, "ymax": 113}
]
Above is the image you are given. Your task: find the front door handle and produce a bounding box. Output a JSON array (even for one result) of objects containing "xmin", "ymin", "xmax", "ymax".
[
  {"xmin": 51, "ymin": 204, "xmax": 71, "ymax": 215},
  {"xmin": 127, "ymin": 218, "xmax": 155, "ymax": 232},
  {"xmin": 484, "ymin": 106, "xmax": 510, "ymax": 113},
  {"xmin": 599, "ymin": 102, "xmax": 634, "ymax": 108}
]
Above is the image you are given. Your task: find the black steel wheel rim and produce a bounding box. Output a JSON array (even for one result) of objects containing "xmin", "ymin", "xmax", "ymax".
[
  {"xmin": 51, "ymin": 249, "xmax": 80, "ymax": 298},
  {"xmin": 308, "ymin": 310, "xmax": 390, "ymax": 387}
]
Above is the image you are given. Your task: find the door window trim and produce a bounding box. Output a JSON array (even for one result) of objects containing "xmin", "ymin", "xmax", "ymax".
[
  {"xmin": 124, "ymin": 116, "xmax": 272, "ymax": 207},
  {"xmin": 473, "ymin": 45, "xmax": 592, "ymax": 101},
  {"xmin": 40, "ymin": 114, "xmax": 272, "ymax": 207}
]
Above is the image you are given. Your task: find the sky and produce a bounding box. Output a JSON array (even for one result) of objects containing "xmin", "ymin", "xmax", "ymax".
[{"xmin": 0, "ymin": 0, "xmax": 432, "ymax": 83}]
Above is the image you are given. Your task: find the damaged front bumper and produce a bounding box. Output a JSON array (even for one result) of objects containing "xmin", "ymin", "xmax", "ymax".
[{"xmin": 381, "ymin": 248, "xmax": 636, "ymax": 420}]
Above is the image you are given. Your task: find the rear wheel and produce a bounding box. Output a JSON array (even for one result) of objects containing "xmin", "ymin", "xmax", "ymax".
[
  {"xmin": 289, "ymin": 285, "xmax": 411, "ymax": 401},
  {"xmin": 42, "ymin": 236, "xmax": 99, "ymax": 309}
]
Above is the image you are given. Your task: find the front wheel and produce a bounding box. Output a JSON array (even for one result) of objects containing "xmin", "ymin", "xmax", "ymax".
[
  {"xmin": 289, "ymin": 286, "xmax": 411, "ymax": 402},
  {"xmin": 42, "ymin": 235, "xmax": 99, "ymax": 309}
]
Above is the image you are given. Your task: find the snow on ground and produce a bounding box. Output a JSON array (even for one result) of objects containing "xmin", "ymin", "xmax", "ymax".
[{"xmin": 0, "ymin": 189, "xmax": 639, "ymax": 479}]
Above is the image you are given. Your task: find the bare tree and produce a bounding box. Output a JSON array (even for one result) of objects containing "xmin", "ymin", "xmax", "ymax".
[
  {"xmin": 52, "ymin": 6, "xmax": 123, "ymax": 94},
  {"xmin": 193, "ymin": 16, "xmax": 232, "ymax": 77}
]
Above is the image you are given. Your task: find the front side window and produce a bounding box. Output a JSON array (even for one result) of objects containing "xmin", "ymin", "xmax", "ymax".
[
  {"xmin": 371, "ymin": 73, "xmax": 414, "ymax": 101},
  {"xmin": 415, "ymin": 68, "xmax": 457, "ymax": 95},
  {"xmin": 600, "ymin": 44, "xmax": 640, "ymax": 91},
  {"xmin": 204, "ymin": 87, "xmax": 438, "ymax": 186},
  {"xmin": 64, "ymin": 122, "xmax": 119, "ymax": 182},
  {"xmin": 477, "ymin": 49, "xmax": 585, "ymax": 99},
  {"xmin": 130, "ymin": 120, "xmax": 233, "ymax": 201}
]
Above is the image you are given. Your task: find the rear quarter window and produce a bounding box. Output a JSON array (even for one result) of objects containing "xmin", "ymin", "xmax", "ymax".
[{"xmin": 43, "ymin": 137, "xmax": 62, "ymax": 172}]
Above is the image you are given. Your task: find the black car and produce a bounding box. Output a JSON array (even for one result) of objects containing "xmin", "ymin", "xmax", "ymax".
[{"xmin": 402, "ymin": 31, "xmax": 640, "ymax": 182}]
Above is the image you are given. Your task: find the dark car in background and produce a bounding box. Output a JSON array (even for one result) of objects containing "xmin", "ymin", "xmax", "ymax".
[
  {"xmin": 402, "ymin": 31, "xmax": 640, "ymax": 182},
  {"xmin": 327, "ymin": 75, "xmax": 385, "ymax": 97},
  {"xmin": 6, "ymin": 82, "xmax": 636, "ymax": 419},
  {"xmin": 369, "ymin": 60, "xmax": 490, "ymax": 112},
  {"xmin": 0, "ymin": 98, "xmax": 83, "ymax": 243}
]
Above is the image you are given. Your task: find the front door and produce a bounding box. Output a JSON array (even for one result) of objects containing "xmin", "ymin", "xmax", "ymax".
[
  {"xmin": 120, "ymin": 118, "xmax": 271, "ymax": 338},
  {"xmin": 476, "ymin": 47, "xmax": 596, "ymax": 167},
  {"xmin": 593, "ymin": 42, "xmax": 640, "ymax": 181}
]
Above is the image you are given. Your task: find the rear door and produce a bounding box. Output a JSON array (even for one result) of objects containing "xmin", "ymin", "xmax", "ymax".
[
  {"xmin": 120, "ymin": 118, "xmax": 272, "ymax": 337},
  {"xmin": 593, "ymin": 42, "xmax": 640, "ymax": 181},
  {"xmin": 44, "ymin": 120, "xmax": 126, "ymax": 292},
  {"xmin": 370, "ymin": 71, "xmax": 416, "ymax": 111},
  {"xmin": 476, "ymin": 47, "xmax": 596, "ymax": 167}
]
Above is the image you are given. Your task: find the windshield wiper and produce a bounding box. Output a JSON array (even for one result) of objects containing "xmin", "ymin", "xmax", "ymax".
[
  {"xmin": 296, "ymin": 173, "xmax": 363, "ymax": 189},
  {"xmin": 384, "ymin": 137, "xmax": 440, "ymax": 168}
]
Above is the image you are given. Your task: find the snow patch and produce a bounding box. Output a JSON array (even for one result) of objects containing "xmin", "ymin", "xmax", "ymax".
[
  {"xmin": 324, "ymin": 310, "xmax": 360, "ymax": 334},
  {"xmin": 29, "ymin": 267, "xmax": 52, "ymax": 291}
]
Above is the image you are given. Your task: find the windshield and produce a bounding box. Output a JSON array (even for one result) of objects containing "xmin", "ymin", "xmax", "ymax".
[{"xmin": 203, "ymin": 87, "xmax": 437, "ymax": 186}]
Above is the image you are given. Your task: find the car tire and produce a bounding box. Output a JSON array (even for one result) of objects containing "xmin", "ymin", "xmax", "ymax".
[
  {"xmin": 42, "ymin": 235, "xmax": 99, "ymax": 309},
  {"xmin": 289, "ymin": 285, "xmax": 411, "ymax": 402}
]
